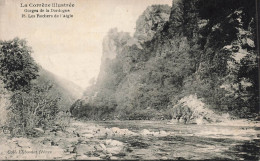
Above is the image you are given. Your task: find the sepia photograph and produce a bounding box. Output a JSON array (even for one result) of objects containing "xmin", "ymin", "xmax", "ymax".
[{"xmin": 0, "ymin": 0, "xmax": 259, "ymax": 160}]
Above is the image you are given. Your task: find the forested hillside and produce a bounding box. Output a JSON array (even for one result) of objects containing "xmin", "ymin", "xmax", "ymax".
[
  {"xmin": 71, "ymin": 0, "xmax": 259, "ymax": 122},
  {"xmin": 37, "ymin": 68, "xmax": 83, "ymax": 111},
  {"xmin": 0, "ymin": 38, "xmax": 81, "ymax": 136}
]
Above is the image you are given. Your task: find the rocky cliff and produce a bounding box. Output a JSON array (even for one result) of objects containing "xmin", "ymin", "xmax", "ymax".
[
  {"xmin": 134, "ymin": 5, "xmax": 171, "ymax": 42},
  {"xmin": 71, "ymin": 0, "xmax": 258, "ymax": 122}
]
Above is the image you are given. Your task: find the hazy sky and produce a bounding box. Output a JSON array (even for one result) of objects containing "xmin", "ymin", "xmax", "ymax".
[{"xmin": 0, "ymin": 0, "xmax": 172, "ymax": 89}]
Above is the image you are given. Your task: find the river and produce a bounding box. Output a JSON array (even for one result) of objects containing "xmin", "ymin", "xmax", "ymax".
[
  {"xmin": 93, "ymin": 120, "xmax": 260, "ymax": 160},
  {"xmin": 0, "ymin": 119, "xmax": 259, "ymax": 160}
]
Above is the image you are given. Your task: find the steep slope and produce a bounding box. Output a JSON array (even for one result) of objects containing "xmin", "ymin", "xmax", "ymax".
[
  {"xmin": 35, "ymin": 68, "xmax": 83, "ymax": 111},
  {"xmin": 71, "ymin": 5, "xmax": 172, "ymax": 120},
  {"xmin": 134, "ymin": 5, "xmax": 171, "ymax": 42},
  {"xmin": 71, "ymin": 0, "xmax": 258, "ymax": 121}
]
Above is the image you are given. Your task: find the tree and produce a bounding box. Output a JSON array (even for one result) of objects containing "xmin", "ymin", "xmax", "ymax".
[
  {"xmin": 0, "ymin": 38, "xmax": 38, "ymax": 92},
  {"xmin": 0, "ymin": 38, "xmax": 61, "ymax": 136}
]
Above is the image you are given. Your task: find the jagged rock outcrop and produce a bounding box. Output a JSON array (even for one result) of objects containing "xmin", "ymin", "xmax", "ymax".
[
  {"xmin": 134, "ymin": 5, "xmax": 171, "ymax": 42},
  {"xmin": 101, "ymin": 28, "xmax": 131, "ymax": 63},
  {"xmin": 96, "ymin": 28, "xmax": 131, "ymax": 87}
]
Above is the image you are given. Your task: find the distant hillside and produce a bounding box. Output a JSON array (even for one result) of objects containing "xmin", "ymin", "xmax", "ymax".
[{"xmin": 35, "ymin": 68, "xmax": 83, "ymax": 111}]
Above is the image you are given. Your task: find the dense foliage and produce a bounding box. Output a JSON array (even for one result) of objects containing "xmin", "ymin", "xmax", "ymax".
[
  {"xmin": 71, "ymin": 0, "xmax": 258, "ymax": 120},
  {"xmin": 7, "ymin": 83, "xmax": 59, "ymax": 136},
  {"xmin": 0, "ymin": 38, "xmax": 38, "ymax": 92},
  {"xmin": 0, "ymin": 38, "xmax": 68, "ymax": 136}
]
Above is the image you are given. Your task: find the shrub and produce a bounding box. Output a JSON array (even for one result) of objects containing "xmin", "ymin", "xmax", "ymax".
[{"xmin": 7, "ymin": 82, "xmax": 59, "ymax": 136}]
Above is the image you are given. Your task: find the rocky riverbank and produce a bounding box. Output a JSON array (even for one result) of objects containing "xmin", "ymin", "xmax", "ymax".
[{"xmin": 0, "ymin": 120, "xmax": 134, "ymax": 160}]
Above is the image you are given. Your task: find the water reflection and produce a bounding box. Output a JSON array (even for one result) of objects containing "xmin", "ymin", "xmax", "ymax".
[{"xmin": 227, "ymin": 139, "xmax": 260, "ymax": 160}]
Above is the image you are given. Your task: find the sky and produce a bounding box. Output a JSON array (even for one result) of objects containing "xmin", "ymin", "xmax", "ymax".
[{"xmin": 0, "ymin": 0, "xmax": 172, "ymax": 89}]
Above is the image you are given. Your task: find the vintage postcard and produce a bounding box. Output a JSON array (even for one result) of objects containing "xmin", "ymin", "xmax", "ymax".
[{"xmin": 0, "ymin": 0, "xmax": 259, "ymax": 160}]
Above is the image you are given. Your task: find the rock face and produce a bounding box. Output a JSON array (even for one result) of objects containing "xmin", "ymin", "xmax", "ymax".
[
  {"xmin": 170, "ymin": 95, "xmax": 224, "ymax": 124},
  {"xmin": 101, "ymin": 28, "xmax": 131, "ymax": 63},
  {"xmin": 73, "ymin": 0, "xmax": 258, "ymax": 120},
  {"xmin": 96, "ymin": 28, "xmax": 131, "ymax": 87},
  {"xmin": 134, "ymin": 5, "xmax": 171, "ymax": 42}
]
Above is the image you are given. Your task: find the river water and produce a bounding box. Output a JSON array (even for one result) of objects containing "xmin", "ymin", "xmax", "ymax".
[
  {"xmin": 92, "ymin": 120, "xmax": 260, "ymax": 160},
  {"xmin": 0, "ymin": 119, "xmax": 259, "ymax": 160}
]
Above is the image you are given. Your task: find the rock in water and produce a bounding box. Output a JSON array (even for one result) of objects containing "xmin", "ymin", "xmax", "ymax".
[{"xmin": 34, "ymin": 128, "xmax": 45, "ymax": 133}]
